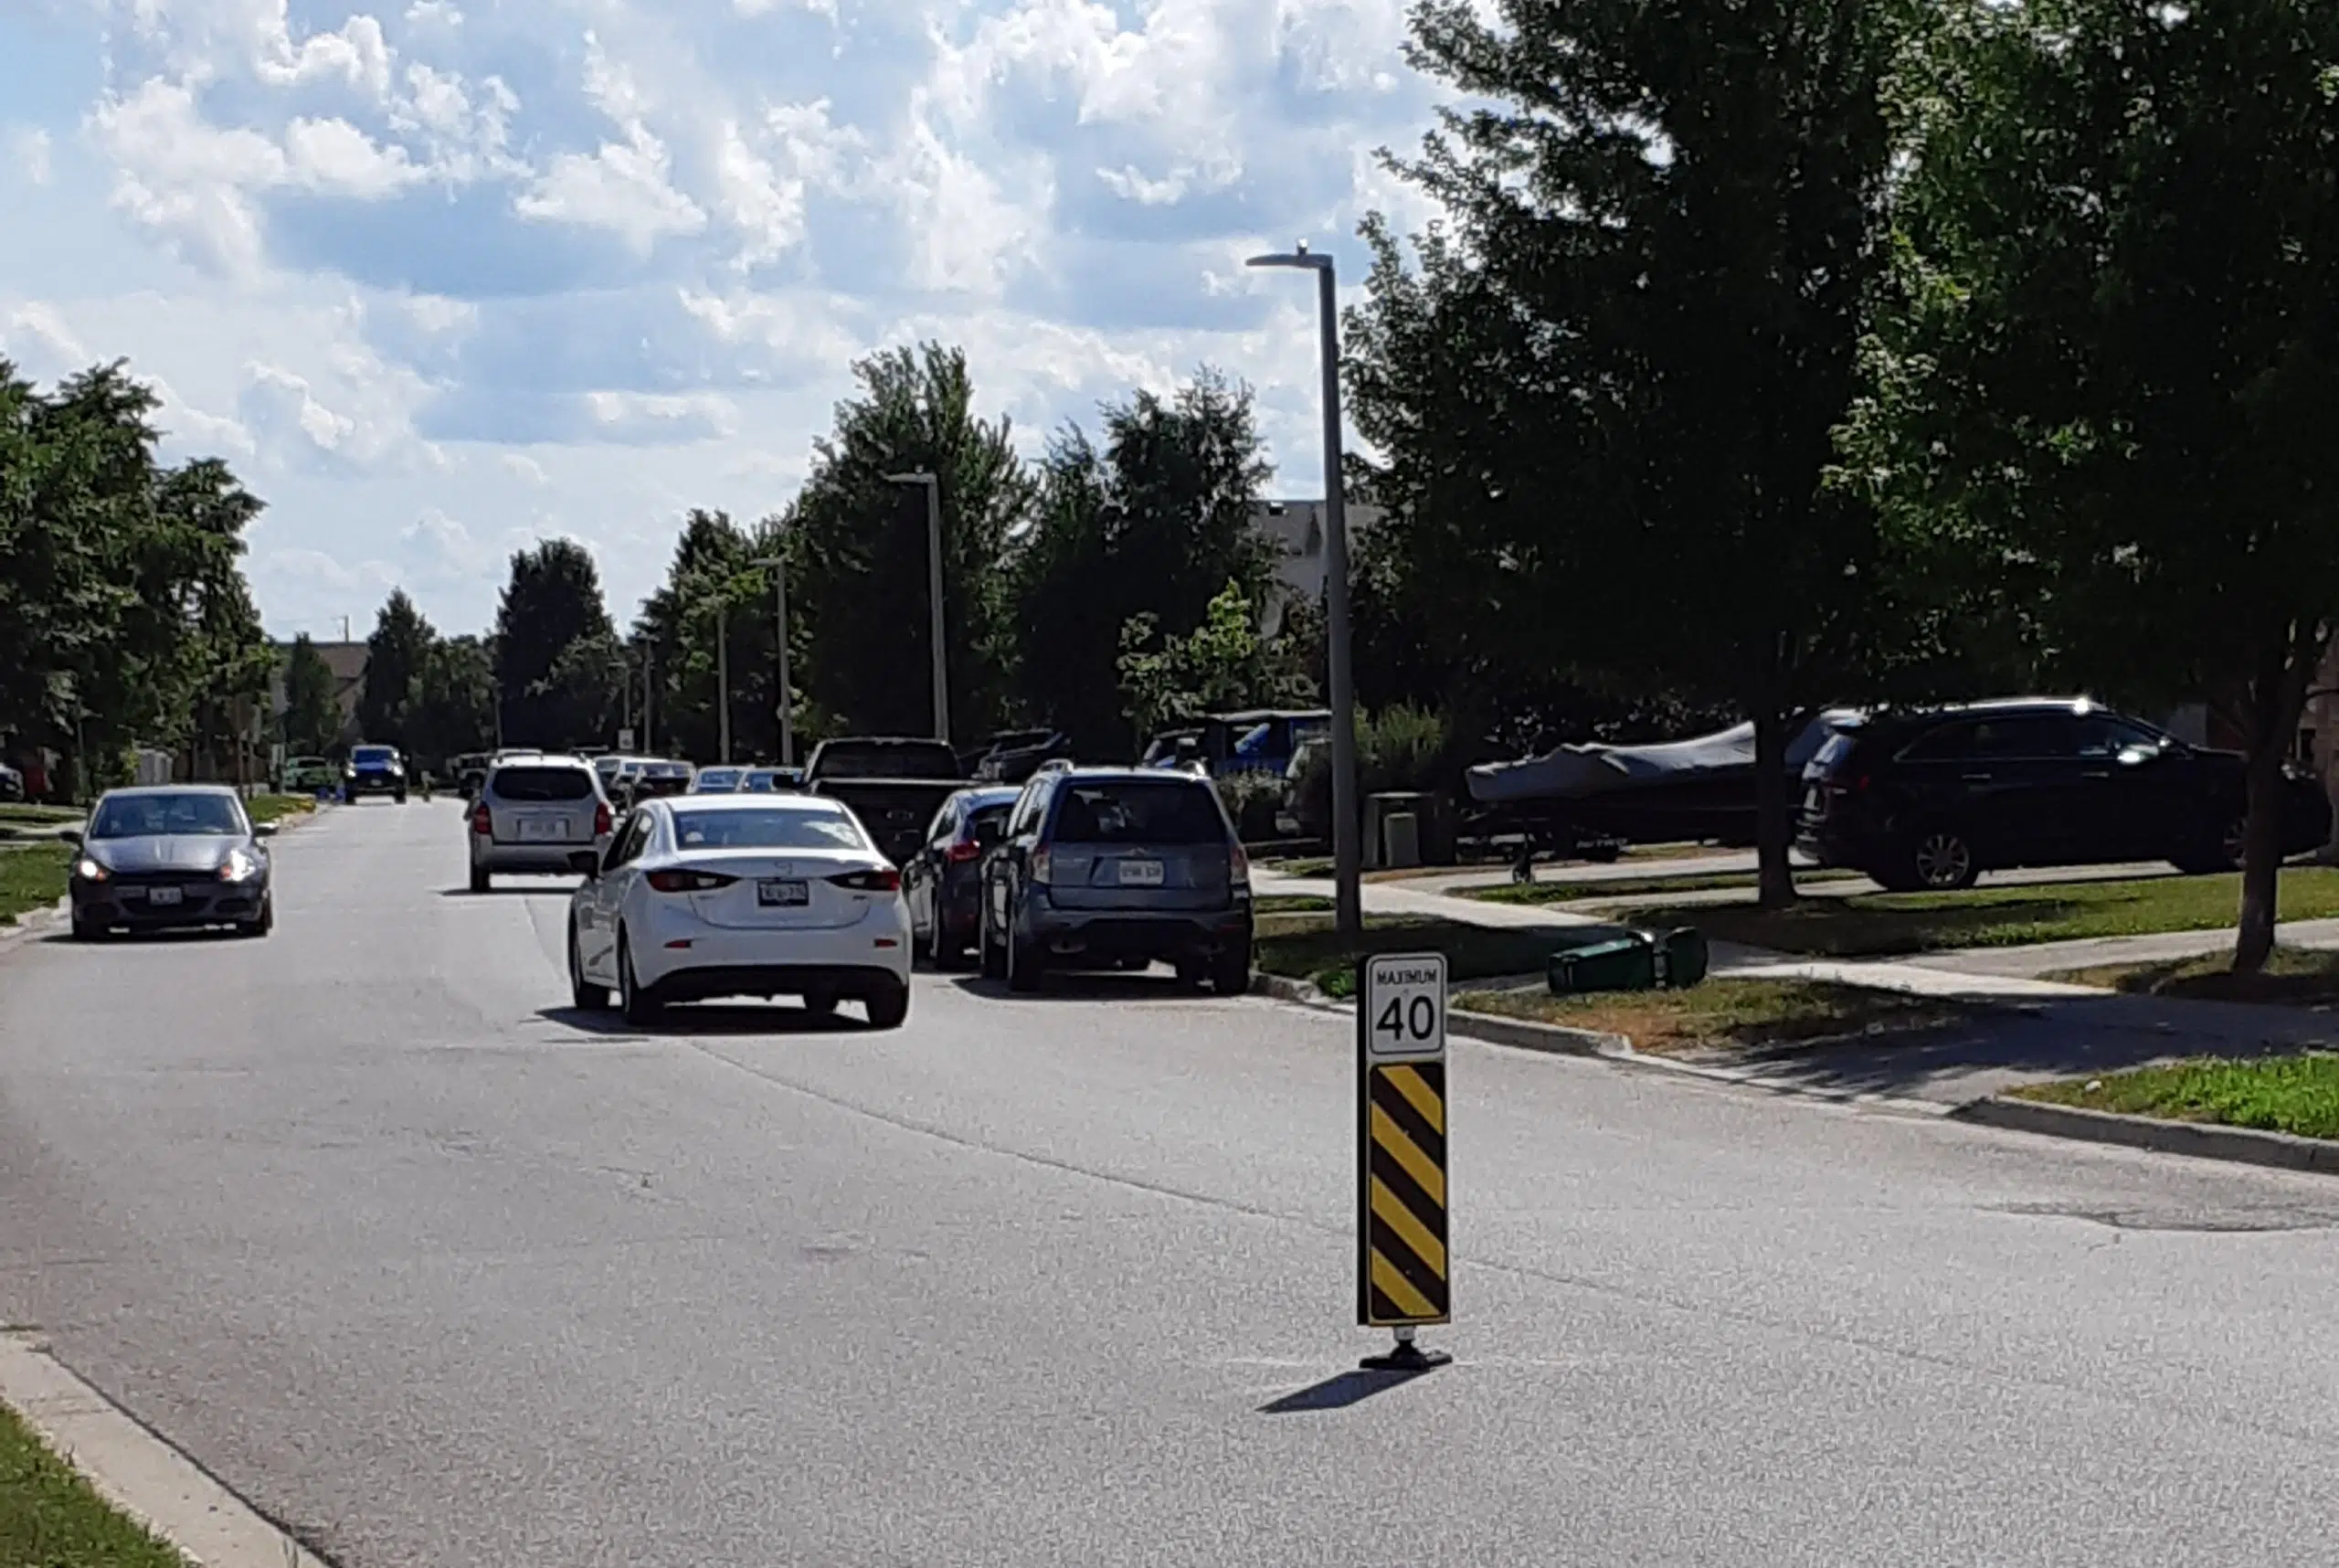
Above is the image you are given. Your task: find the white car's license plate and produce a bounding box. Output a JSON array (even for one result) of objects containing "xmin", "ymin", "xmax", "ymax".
[
  {"xmin": 757, "ymin": 879, "xmax": 810, "ymax": 907},
  {"xmin": 1117, "ymin": 859, "xmax": 1166, "ymax": 887},
  {"xmin": 147, "ymin": 886, "xmax": 184, "ymax": 906},
  {"xmin": 520, "ymin": 818, "xmax": 564, "ymax": 841}
]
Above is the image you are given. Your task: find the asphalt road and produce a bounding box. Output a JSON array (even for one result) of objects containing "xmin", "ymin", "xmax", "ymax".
[{"xmin": 5, "ymin": 800, "xmax": 2339, "ymax": 1566}]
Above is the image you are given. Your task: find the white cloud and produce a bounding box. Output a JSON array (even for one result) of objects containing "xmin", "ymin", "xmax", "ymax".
[
  {"xmin": 283, "ymin": 116, "xmax": 426, "ymax": 196},
  {"xmin": 583, "ymin": 389, "xmax": 737, "ymax": 444},
  {"xmin": 2, "ymin": 302, "xmax": 90, "ymax": 379},
  {"xmin": 252, "ymin": 11, "xmax": 394, "ymax": 99},
  {"xmin": 12, "ymin": 128, "xmax": 52, "ymax": 186},
  {"xmin": 514, "ymin": 32, "xmax": 705, "ymax": 252},
  {"xmin": 501, "ymin": 452, "xmax": 549, "ymax": 485}
]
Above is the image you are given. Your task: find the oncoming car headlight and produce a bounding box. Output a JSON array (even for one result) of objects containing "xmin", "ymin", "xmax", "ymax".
[
  {"xmin": 217, "ymin": 848, "xmax": 261, "ymax": 884},
  {"xmin": 75, "ymin": 856, "xmax": 108, "ymax": 883}
]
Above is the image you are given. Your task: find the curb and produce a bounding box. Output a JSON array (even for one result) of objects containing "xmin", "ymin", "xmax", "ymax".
[
  {"xmin": 1953, "ymin": 1095, "xmax": 2339, "ymax": 1175},
  {"xmin": 0, "ymin": 1332, "xmax": 332, "ymax": 1568}
]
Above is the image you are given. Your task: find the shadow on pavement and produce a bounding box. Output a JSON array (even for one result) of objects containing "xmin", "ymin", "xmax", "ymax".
[
  {"xmin": 946, "ymin": 970, "xmax": 1217, "ymax": 1004},
  {"xmin": 439, "ymin": 885, "xmax": 583, "ymax": 898},
  {"xmin": 535, "ymin": 1003, "xmax": 874, "ymax": 1038},
  {"xmin": 1259, "ymin": 1369, "xmax": 1435, "ymax": 1414},
  {"xmin": 1705, "ymin": 991, "xmax": 2339, "ymax": 1105}
]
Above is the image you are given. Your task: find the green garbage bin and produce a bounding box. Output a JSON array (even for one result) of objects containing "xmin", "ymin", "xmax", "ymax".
[
  {"xmin": 1548, "ymin": 934, "xmax": 1659, "ymax": 995},
  {"xmin": 1655, "ymin": 927, "xmax": 1709, "ymax": 989}
]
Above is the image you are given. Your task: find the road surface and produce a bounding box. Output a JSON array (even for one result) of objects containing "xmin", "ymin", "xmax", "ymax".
[{"xmin": 4, "ymin": 800, "xmax": 2337, "ymax": 1566}]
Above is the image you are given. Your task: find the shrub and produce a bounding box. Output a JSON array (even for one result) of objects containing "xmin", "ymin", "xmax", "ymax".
[{"xmin": 1215, "ymin": 767, "xmax": 1286, "ymax": 842}]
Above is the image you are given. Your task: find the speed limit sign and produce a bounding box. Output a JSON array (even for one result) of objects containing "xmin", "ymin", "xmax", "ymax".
[{"xmin": 1362, "ymin": 952, "xmax": 1446, "ymax": 1062}]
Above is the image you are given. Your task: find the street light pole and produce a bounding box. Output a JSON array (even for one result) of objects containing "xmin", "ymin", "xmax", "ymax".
[
  {"xmin": 716, "ymin": 598, "xmax": 732, "ymax": 765},
  {"xmin": 1248, "ymin": 239, "xmax": 1361, "ymax": 939},
  {"xmin": 752, "ymin": 555, "xmax": 792, "ymax": 767},
  {"xmin": 884, "ymin": 471, "xmax": 950, "ymax": 744}
]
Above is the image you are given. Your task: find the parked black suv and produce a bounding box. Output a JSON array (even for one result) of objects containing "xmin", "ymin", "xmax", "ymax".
[{"xmin": 1798, "ymin": 699, "xmax": 2331, "ymax": 891}]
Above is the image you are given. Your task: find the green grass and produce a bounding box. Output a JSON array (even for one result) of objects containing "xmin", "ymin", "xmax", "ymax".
[
  {"xmin": 1254, "ymin": 894, "xmax": 1333, "ymax": 916},
  {"xmin": 244, "ymin": 793, "xmax": 317, "ymax": 827},
  {"xmin": 0, "ymin": 803, "xmax": 83, "ymax": 826},
  {"xmin": 0, "ymin": 1402, "xmax": 190, "ymax": 1568},
  {"xmin": 1254, "ymin": 912, "xmax": 1625, "ymax": 999},
  {"xmin": 1617, "ymin": 869, "xmax": 2339, "ymax": 958},
  {"xmin": 1455, "ymin": 977, "xmax": 1973, "ymax": 1057},
  {"xmin": 0, "ymin": 842, "xmax": 73, "ymax": 925},
  {"xmin": 2046, "ymin": 946, "xmax": 2339, "ymax": 1008},
  {"xmin": 1470, "ymin": 868, "xmax": 1866, "ymax": 906},
  {"xmin": 2013, "ymin": 1054, "xmax": 2339, "ymax": 1141}
]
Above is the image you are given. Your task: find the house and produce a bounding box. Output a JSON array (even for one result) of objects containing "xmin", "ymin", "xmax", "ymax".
[{"xmin": 1250, "ymin": 499, "xmax": 1383, "ymax": 638}]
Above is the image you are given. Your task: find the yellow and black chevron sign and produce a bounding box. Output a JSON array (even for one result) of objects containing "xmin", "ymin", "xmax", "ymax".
[{"xmin": 1360, "ymin": 1060, "xmax": 1450, "ymax": 1326}]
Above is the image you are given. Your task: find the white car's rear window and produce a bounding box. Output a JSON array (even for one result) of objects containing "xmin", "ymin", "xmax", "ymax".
[{"xmin": 673, "ymin": 809, "xmax": 866, "ymax": 851}]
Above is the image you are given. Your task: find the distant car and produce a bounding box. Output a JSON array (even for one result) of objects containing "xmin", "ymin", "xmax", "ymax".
[
  {"xmin": 1798, "ymin": 698, "xmax": 2334, "ymax": 891},
  {"xmin": 742, "ymin": 767, "xmax": 804, "ymax": 793},
  {"xmin": 690, "ymin": 767, "xmax": 746, "ymax": 794},
  {"xmin": 566, "ymin": 793, "xmax": 911, "ymax": 1028},
  {"xmin": 593, "ymin": 755, "xmax": 629, "ymax": 796},
  {"xmin": 66, "ymin": 785, "xmax": 276, "ymax": 939},
  {"xmin": 467, "ymin": 756, "xmax": 613, "ymax": 893},
  {"xmin": 281, "ymin": 755, "xmax": 337, "ymax": 793},
  {"xmin": 343, "ymin": 743, "xmax": 407, "ymax": 803},
  {"xmin": 904, "ymin": 786, "xmax": 1021, "ymax": 967},
  {"xmin": 979, "ymin": 767, "xmax": 1253, "ymax": 994},
  {"xmin": 620, "ymin": 759, "xmax": 694, "ymax": 808}
]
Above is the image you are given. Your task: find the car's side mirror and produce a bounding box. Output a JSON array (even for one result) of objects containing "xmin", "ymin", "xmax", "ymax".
[
  {"xmin": 59, "ymin": 828, "xmax": 82, "ymax": 846},
  {"xmin": 569, "ymin": 850, "xmax": 601, "ymax": 877},
  {"xmin": 251, "ymin": 823, "xmax": 278, "ymax": 839}
]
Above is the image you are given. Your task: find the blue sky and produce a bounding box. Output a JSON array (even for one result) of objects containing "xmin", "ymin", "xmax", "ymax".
[{"xmin": 0, "ymin": 0, "xmax": 1447, "ymax": 639}]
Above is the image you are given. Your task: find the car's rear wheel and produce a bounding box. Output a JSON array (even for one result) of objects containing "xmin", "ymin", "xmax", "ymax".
[
  {"xmin": 1173, "ymin": 958, "xmax": 1209, "ymax": 991},
  {"xmin": 470, "ymin": 864, "xmax": 490, "ymax": 894},
  {"xmin": 569, "ymin": 923, "xmax": 609, "ymax": 1011},
  {"xmin": 1211, "ymin": 948, "xmax": 1252, "ymax": 996},
  {"xmin": 1900, "ymin": 827, "xmax": 1979, "ymax": 892},
  {"xmin": 617, "ymin": 930, "xmax": 661, "ymax": 1024},
  {"xmin": 2173, "ymin": 814, "xmax": 2248, "ymax": 875},
  {"xmin": 395, "ymin": 789, "xmax": 407, "ymax": 804},
  {"xmin": 1006, "ymin": 922, "xmax": 1044, "ymax": 994},
  {"xmin": 928, "ymin": 910, "xmax": 961, "ymax": 970},
  {"xmin": 979, "ymin": 906, "xmax": 1008, "ymax": 980},
  {"xmin": 802, "ymin": 990, "xmax": 840, "ymax": 1019},
  {"xmin": 863, "ymin": 983, "xmax": 909, "ymax": 1030}
]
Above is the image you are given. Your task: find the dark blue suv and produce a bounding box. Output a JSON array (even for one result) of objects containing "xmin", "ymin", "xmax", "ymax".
[{"xmin": 979, "ymin": 768, "xmax": 1253, "ymax": 994}]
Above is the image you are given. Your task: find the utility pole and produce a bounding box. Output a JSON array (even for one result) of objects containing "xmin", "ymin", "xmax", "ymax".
[
  {"xmin": 716, "ymin": 598, "xmax": 732, "ymax": 765},
  {"xmin": 753, "ymin": 554, "xmax": 792, "ymax": 766},
  {"xmin": 884, "ymin": 471, "xmax": 950, "ymax": 744}
]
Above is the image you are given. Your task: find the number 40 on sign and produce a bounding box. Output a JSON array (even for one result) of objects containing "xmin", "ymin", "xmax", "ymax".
[{"xmin": 1367, "ymin": 953, "xmax": 1445, "ymax": 1060}]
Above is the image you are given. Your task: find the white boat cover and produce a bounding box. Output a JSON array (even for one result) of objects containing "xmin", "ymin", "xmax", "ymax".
[{"xmin": 1466, "ymin": 711, "xmax": 1861, "ymax": 806}]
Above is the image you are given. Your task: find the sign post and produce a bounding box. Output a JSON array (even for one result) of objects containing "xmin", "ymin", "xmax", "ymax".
[{"xmin": 1356, "ymin": 950, "xmax": 1453, "ymax": 1372}]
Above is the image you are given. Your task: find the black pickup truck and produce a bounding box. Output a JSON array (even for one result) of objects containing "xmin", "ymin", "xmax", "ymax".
[{"xmin": 804, "ymin": 737, "xmax": 970, "ymax": 866}]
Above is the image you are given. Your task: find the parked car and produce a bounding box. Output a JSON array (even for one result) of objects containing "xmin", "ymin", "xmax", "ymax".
[
  {"xmin": 904, "ymin": 786, "xmax": 1021, "ymax": 967},
  {"xmin": 281, "ymin": 755, "xmax": 337, "ymax": 793},
  {"xmin": 343, "ymin": 743, "xmax": 407, "ymax": 803},
  {"xmin": 691, "ymin": 767, "xmax": 746, "ymax": 794},
  {"xmin": 566, "ymin": 793, "xmax": 911, "ymax": 1028},
  {"xmin": 593, "ymin": 754, "xmax": 629, "ymax": 795},
  {"xmin": 1798, "ymin": 698, "xmax": 2333, "ymax": 891},
  {"xmin": 803, "ymin": 736, "xmax": 969, "ymax": 867},
  {"xmin": 968, "ymin": 728, "xmax": 1076, "ymax": 784},
  {"xmin": 65, "ymin": 785, "xmax": 276, "ymax": 939},
  {"xmin": 622, "ymin": 759, "xmax": 694, "ymax": 807},
  {"xmin": 467, "ymin": 754, "xmax": 613, "ymax": 892},
  {"xmin": 979, "ymin": 767, "xmax": 1253, "ymax": 994},
  {"xmin": 742, "ymin": 767, "xmax": 803, "ymax": 792}
]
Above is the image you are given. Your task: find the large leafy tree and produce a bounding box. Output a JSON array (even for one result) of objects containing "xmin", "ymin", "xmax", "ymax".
[
  {"xmin": 406, "ymin": 634, "xmax": 496, "ymax": 769},
  {"xmin": 632, "ymin": 509, "xmax": 767, "ymax": 762},
  {"xmin": 1011, "ymin": 370, "xmax": 1276, "ymax": 754},
  {"xmin": 492, "ymin": 539, "xmax": 619, "ymax": 749},
  {"xmin": 281, "ymin": 635, "xmax": 343, "ymax": 758},
  {"xmin": 785, "ymin": 344, "xmax": 1030, "ymax": 744},
  {"xmin": 1349, "ymin": 0, "xmax": 1910, "ymax": 906},
  {"xmin": 1867, "ymin": 0, "xmax": 2339, "ymax": 971},
  {"xmin": 358, "ymin": 589, "xmax": 435, "ymax": 747}
]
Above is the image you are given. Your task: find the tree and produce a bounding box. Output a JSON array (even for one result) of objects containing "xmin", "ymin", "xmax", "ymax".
[
  {"xmin": 358, "ymin": 589, "xmax": 435, "ymax": 747},
  {"xmin": 492, "ymin": 539, "xmax": 618, "ymax": 749},
  {"xmin": 1116, "ymin": 581, "xmax": 1285, "ymax": 742},
  {"xmin": 633, "ymin": 509, "xmax": 758, "ymax": 762},
  {"xmin": 1866, "ymin": 0, "xmax": 2339, "ymax": 971},
  {"xmin": 407, "ymin": 635, "xmax": 496, "ymax": 769},
  {"xmin": 784, "ymin": 344, "xmax": 1031, "ymax": 743},
  {"xmin": 1011, "ymin": 371, "xmax": 1276, "ymax": 754},
  {"xmin": 1349, "ymin": 0, "xmax": 1910, "ymax": 906},
  {"xmin": 281, "ymin": 635, "xmax": 342, "ymax": 758}
]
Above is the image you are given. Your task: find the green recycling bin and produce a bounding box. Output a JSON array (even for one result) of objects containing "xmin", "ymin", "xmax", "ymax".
[
  {"xmin": 1655, "ymin": 927, "xmax": 1709, "ymax": 989},
  {"xmin": 1548, "ymin": 934, "xmax": 1659, "ymax": 995}
]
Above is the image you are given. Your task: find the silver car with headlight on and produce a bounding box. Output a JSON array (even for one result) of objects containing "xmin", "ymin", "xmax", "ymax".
[{"xmin": 65, "ymin": 785, "xmax": 277, "ymax": 940}]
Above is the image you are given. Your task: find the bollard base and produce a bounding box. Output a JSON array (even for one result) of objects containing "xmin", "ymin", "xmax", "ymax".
[{"xmin": 1360, "ymin": 1337, "xmax": 1452, "ymax": 1373}]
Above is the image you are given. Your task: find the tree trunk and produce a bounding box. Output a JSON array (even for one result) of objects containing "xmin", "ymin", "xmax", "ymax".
[
  {"xmin": 2231, "ymin": 620, "xmax": 2325, "ymax": 976},
  {"xmin": 1752, "ymin": 704, "xmax": 1795, "ymax": 911}
]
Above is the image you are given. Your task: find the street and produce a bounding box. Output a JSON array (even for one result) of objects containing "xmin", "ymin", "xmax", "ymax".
[{"xmin": 5, "ymin": 800, "xmax": 2339, "ymax": 1566}]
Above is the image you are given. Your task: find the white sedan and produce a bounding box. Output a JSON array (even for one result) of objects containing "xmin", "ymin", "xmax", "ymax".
[{"xmin": 566, "ymin": 793, "xmax": 913, "ymax": 1027}]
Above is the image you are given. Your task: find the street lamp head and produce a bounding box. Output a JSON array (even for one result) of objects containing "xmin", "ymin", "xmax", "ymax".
[
  {"xmin": 1246, "ymin": 241, "xmax": 1331, "ymax": 272},
  {"xmin": 882, "ymin": 471, "xmax": 936, "ymax": 486}
]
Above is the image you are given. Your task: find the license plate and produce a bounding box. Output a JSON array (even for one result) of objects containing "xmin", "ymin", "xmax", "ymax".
[
  {"xmin": 1117, "ymin": 859, "xmax": 1165, "ymax": 887},
  {"xmin": 757, "ymin": 879, "xmax": 810, "ymax": 907},
  {"xmin": 520, "ymin": 819, "xmax": 564, "ymax": 841},
  {"xmin": 147, "ymin": 886, "xmax": 184, "ymax": 906}
]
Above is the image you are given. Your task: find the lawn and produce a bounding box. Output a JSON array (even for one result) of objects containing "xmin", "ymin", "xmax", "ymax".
[
  {"xmin": 1254, "ymin": 894, "xmax": 1332, "ymax": 916},
  {"xmin": 245, "ymin": 793, "xmax": 319, "ymax": 827},
  {"xmin": 1471, "ymin": 867, "xmax": 1865, "ymax": 906},
  {"xmin": 1617, "ymin": 869, "xmax": 2339, "ymax": 958},
  {"xmin": 0, "ymin": 1402, "xmax": 189, "ymax": 1568},
  {"xmin": 2013, "ymin": 1054, "xmax": 2339, "ymax": 1141},
  {"xmin": 1454, "ymin": 977, "xmax": 1973, "ymax": 1056},
  {"xmin": 0, "ymin": 803, "xmax": 84, "ymax": 827},
  {"xmin": 0, "ymin": 842, "xmax": 73, "ymax": 925},
  {"xmin": 2047, "ymin": 946, "xmax": 2339, "ymax": 1008},
  {"xmin": 1253, "ymin": 912, "xmax": 1625, "ymax": 999}
]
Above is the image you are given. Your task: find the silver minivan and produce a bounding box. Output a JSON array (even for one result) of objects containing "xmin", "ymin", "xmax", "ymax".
[{"xmin": 468, "ymin": 755, "xmax": 612, "ymax": 891}]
